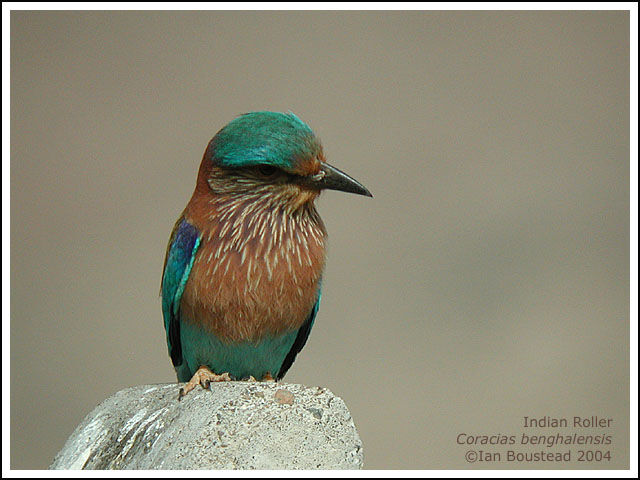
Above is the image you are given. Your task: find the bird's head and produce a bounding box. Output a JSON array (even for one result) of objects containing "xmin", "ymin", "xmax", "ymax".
[{"xmin": 197, "ymin": 111, "xmax": 372, "ymax": 213}]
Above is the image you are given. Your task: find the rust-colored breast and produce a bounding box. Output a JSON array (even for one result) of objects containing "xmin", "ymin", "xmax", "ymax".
[{"xmin": 180, "ymin": 192, "xmax": 326, "ymax": 343}]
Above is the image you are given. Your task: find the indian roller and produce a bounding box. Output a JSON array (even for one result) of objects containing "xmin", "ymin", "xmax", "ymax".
[{"xmin": 161, "ymin": 111, "xmax": 372, "ymax": 398}]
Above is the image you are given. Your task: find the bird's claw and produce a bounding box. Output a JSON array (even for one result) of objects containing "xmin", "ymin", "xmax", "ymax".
[{"xmin": 178, "ymin": 366, "xmax": 231, "ymax": 400}]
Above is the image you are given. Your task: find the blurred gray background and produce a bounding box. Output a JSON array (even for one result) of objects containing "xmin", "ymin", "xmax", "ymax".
[{"xmin": 11, "ymin": 11, "xmax": 629, "ymax": 469}]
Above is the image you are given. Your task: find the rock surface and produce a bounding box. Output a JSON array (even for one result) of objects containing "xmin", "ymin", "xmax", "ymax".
[{"xmin": 50, "ymin": 382, "xmax": 363, "ymax": 470}]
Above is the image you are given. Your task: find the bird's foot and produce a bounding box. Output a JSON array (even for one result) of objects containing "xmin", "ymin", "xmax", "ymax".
[
  {"xmin": 178, "ymin": 366, "xmax": 231, "ymax": 400},
  {"xmin": 242, "ymin": 373, "xmax": 274, "ymax": 382}
]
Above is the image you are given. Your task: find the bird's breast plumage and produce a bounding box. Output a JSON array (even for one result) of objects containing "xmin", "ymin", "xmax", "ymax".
[{"xmin": 180, "ymin": 191, "xmax": 326, "ymax": 343}]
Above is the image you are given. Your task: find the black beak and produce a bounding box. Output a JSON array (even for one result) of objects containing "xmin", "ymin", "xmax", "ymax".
[{"xmin": 308, "ymin": 162, "xmax": 373, "ymax": 197}]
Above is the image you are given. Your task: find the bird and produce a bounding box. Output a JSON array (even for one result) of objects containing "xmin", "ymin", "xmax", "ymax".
[{"xmin": 161, "ymin": 111, "xmax": 372, "ymax": 399}]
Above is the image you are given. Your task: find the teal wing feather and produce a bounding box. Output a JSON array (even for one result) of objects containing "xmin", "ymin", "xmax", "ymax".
[
  {"xmin": 276, "ymin": 287, "xmax": 322, "ymax": 380},
  {"xmin": 161, "ymin": 217, "xmax": 201, "ymax": 368}
]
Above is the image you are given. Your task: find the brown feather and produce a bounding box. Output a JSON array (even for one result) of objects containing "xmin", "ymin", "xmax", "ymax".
[{"xmin": 180, "ymin": 159, "xmax": 327, "ymax": 343}]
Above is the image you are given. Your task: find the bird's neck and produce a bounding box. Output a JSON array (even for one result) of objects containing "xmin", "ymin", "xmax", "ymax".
[{"xmin": 184, "ymin": 188, "xmax": 327, "ymax": 260}]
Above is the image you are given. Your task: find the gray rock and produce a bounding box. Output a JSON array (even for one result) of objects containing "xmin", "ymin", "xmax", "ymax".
[{"xmin": 50, "ymin": 382, "xmax": 363, "ymax": 470}]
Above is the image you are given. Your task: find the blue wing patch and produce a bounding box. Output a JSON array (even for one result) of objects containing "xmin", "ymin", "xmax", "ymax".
[{"xmin": 161, "ymin": 218, "xmax": 201, "ymax": 367}]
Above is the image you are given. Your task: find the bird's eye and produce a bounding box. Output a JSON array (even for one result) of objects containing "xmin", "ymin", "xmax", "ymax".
[{"xmin": 257, "ymin": 164, "xmax": 278, "ymax": 177}]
